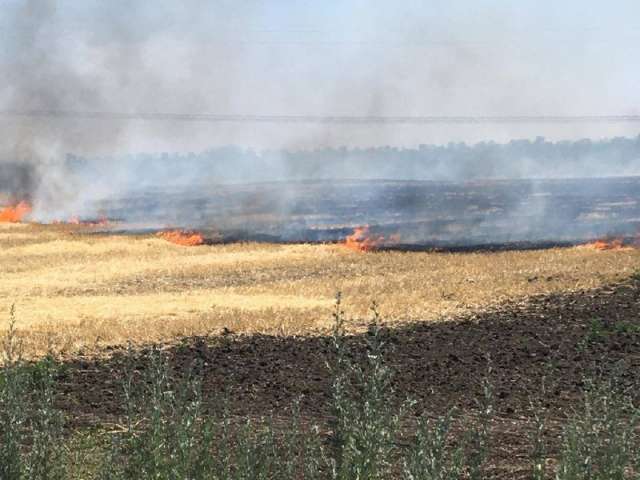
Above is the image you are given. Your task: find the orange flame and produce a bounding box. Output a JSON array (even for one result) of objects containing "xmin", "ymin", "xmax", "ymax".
[
  {"xmin": 157, "ymin": 230, "xmax": 205, "ymax": 246},
  {"xmin": 580, "ymin": 237, "xmax": 634, "ymax": 251},
  {"xmin": 0, "ymin": 201, "xmax": 32, "ymax": 223},
  {"xmin": 53, "ymin": 215, "xmax": 109, "ymax": 226},
  {"xmin": 343, "ymin": 226, "xmax": 400, "ymax": 252}
]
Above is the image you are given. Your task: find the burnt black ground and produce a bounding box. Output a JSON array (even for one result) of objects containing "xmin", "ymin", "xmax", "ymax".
[
  {"xmin": 54, "ymin": 272, "xmax": 640, "ymax": 477},
  {"xmin": 92, "ymin": 177, "xmax": 640, "ymax": 247}
]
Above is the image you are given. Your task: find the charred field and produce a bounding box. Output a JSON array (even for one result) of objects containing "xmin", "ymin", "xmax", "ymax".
[
  {"xmin": 4, "ymin": 177, "xmax": 640, "ymax": 352},
  {"xmin": 71, "ymin": 176, "xmax": 640, "ymax": 247},
  {"xmin": 3, "ymin": 177, "xmax": 640, "ymax": 478}
]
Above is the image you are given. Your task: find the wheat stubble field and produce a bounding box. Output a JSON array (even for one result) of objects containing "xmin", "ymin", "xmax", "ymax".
[
  {"xmin": 2, "ymin": 221, "xmax": 640, "ymax": 355},
  {"xmin": 4, "ymin": 219, "xmax": 640, "ymax": 478}
]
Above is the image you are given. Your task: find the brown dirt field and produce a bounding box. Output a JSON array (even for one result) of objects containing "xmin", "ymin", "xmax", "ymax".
[
  {"xmin": 57, "ymin": 276, "xmax": 640, "ymax": 479},
  {"xmin": 2, "ymin": 222, "xmax": 640, "ymax": 356}
]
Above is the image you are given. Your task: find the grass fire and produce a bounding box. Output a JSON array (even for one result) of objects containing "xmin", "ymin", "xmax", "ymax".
[
  {"xmin": 3, "ymin": 216, "xmax": 640, "ymax": 479},
  {"xmin": 579, "ymin": 237, "xmax": 638, "ymax": 251},
  {"xmin": 343, "ymin": 225, "xmax": 401, "ymax": 252},
  {"xmin": 3, "ymin": 2, "xmax": 640, "ymax": 478},
  {"xmin": 5, "ymin": 182, "xmax": 640, "ymax": 480},
  {"xmin": 157, "ymin": 229, "xmax": 205, "ymax": 246},
  {"xmin": 0, "ymin": 200, "xmax": 31, "ymax": 222}
]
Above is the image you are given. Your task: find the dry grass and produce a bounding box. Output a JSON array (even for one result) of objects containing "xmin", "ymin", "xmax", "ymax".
[{"xmin": 2, "ymin": 222, "xmax": 640, "ymax": 355}]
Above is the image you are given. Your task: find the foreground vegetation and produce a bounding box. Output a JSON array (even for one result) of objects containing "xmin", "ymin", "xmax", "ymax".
[{"xmin": 2, "ymin": 300, "xmax": 639, "ymax": 480}]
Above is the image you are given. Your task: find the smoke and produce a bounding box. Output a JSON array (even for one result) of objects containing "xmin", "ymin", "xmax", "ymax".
[
  {"xmin": 0, "ymin": 0, "xmax": 127, "ymax": 214},
  {"xmin": 0, "ymin": 0, "xmax": 639, "ymax": 236}
]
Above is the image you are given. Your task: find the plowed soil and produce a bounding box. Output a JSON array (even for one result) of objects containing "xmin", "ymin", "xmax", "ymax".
[{"xmin": 56, "ymin": 274, "xmax": 640, "ymax": 478}]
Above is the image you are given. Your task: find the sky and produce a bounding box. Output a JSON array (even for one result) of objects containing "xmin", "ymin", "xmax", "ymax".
[{"xmin": 0, "ymin": 0, "xmax": 639, "ymax": 153}]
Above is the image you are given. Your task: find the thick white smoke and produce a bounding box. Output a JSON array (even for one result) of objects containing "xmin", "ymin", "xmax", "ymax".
[{"xmin": 0, "ymin": 0, "xmax": 638, "ymax": 226}]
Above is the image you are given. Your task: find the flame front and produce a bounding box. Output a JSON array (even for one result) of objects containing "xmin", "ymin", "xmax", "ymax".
[
  {"xmin": 157, "ymin": 230, "xmax": 205, "ymax": 246},
  {"xmin": 53, "ymin": 215, "xmax": 110, "ymax": 226},
  {"xmin": 580, "ymin": 238, "xmax": 632, "ymax": 251},
  {"xmin": 0, "ymin": 201, "xmax": 32, "ymax": 223},
  {"xmin": 344, "ymin": 226, "xmax": 400, "ymax": 252}
]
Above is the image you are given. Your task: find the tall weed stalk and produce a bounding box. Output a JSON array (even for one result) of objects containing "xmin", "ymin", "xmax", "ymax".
[
  {"xmin": 555, "ymin": 377, "xmax": 640, "ymax": 480},
  {"xmin": 328, "ymin": 296, "xmax": 406, "ymax": 480},
  {"xmin": 0, "ymin": 305, "xmax": 66, "ymax": 480}
]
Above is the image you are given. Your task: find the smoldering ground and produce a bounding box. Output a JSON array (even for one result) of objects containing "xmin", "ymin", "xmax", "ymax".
[{"xmin": 0, "ymin": 1, "xmax": 639, "ymax": 241}]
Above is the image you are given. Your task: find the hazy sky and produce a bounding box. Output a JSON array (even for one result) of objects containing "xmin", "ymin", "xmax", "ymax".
[{"xmin": 1, "ymin": 0, "xmax": 639, "ymax": 152}]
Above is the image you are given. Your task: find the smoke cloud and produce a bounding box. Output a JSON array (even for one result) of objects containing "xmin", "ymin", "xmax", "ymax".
[{"xmin": 0, "ymin": 0, "xmax": 639, "ymax": 235}]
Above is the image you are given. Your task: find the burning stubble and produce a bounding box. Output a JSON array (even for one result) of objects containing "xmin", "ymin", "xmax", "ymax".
[
  {"xmin": 0, "ymin": 201, "xmax": 31, "ymax": 223},
  {"xmin": 156, "ymin": 229, "xmax": 205, "ymax": 246},
  {"xmin": 2, "ymin": 222, "xmax": 640, "ymax": 356},
  {"xmin": 2, "ymin": 2, "xmax": 640, "ymax": 359}
]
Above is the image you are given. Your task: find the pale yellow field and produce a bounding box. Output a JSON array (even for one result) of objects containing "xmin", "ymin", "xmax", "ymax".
[{"xmin": 2, "ymin": 222, "xmax": 639, "ymax": 355}]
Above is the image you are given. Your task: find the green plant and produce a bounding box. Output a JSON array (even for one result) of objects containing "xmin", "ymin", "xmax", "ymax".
[
  {"xmin": 578, "ymin": 318, "xmax": 609, "ymax": 349},
  {"xmin": 465, "ymin": 360, "xmax": 494, "ymax": 480},
  {"xmin": 8, "ymin": 296, "xmax": 640, "ymax": 479},
  {"xmin": 328, "ymin": 296, "xmax": 407, "ymax": 480},
  {"xmin": 402, "ymin": 409, "xmax": 465, "ymax": 480},
  {"xmin": 24, "ymin": 354, "xmax": 66, "ymax": 480},
  {"xmin": 581, "ymin": 317, "xmax": 640, "ymax": 350},
  {"xmin": 529, "ymin": 402, "xmax": 548, "ymax": 480},
  {"xmin": 0, "ymin": 305, "xmax": 27, "ymax": 480},
  {"xmin": 105, "ymin": 347, "xmax": 325, "ymax": 480},
  {"xmin": 113, "ymin": 347, "xmax": 216, "ymax": 479},
  {"xmin": 0, "ymin": 305, "xmax": 66, "ymax": 480},
  {"xmin": 556, "ymin": 377, "xmax": 640, "ymax": 480}
]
